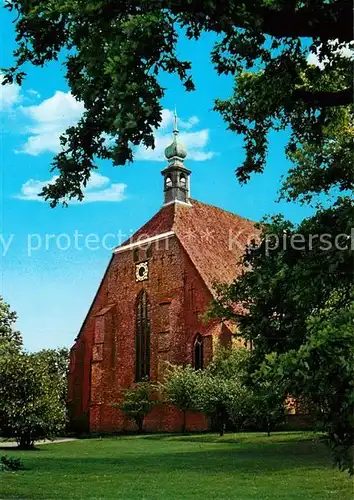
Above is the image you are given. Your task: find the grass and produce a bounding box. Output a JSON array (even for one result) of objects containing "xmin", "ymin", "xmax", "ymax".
[{"xmin": 0, "ymin": 432, "xmax": 352, "ymax": 499}]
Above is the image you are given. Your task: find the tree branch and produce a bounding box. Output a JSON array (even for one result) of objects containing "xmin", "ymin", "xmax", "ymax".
[
  {"xmin": 260, "ymin": 3, "xmax": 353, "ymax": 42},
  {"xmin": 293, "ymin": 87, "xmax": 353, "ymax": 107},
  {"xmin": 169, "ymin": 1, "xmax": 353, "ymax": 42}
]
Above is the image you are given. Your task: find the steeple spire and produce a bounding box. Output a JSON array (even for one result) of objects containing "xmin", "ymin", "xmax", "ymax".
[
  {"xmin": 161, "ymin": 111, "xmax": 191, "ymax": 206},
  {"xmin": 173, "ymin": 107, "xmax": 179, "ymax": 135},
  {"xmin": 164, "ymin": 109, "xmax": 187, "ymax": 162}
]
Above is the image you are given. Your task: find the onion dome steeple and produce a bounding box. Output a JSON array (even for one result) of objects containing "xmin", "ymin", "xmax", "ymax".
[
  {"xmin": 162, "ymin": 109, "xmax": 191, "ymax": 206},
  {"xmin": 164, "ymin": 112, "xmax": 187, "ymax": 161}
]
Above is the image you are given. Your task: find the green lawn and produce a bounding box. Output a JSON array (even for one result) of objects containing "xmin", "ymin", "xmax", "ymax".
[{"xmin": 0, "ymin": 432, "xmax": 352, "ymax": 499}]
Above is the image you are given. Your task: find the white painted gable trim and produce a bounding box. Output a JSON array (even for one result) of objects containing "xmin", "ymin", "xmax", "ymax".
[
  {"xmin": 163, "ymin": 199, "xmax": 193, "ymax": 208},
  {"xmin": 113, "ymin": 231, "xmax": 175, "ymax": 253}
]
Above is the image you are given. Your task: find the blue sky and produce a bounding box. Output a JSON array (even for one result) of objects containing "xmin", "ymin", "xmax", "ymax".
[{"xmin": 0, "ymin": 7, "xmax": 315, "ymax": 352}]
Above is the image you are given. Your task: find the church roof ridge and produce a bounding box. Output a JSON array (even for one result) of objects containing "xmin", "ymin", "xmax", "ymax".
[{"xmin": 116, "ymin": 198, "xmax": 256, "ymax": 250}]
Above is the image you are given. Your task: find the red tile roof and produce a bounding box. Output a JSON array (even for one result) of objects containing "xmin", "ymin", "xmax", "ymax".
[
  {"xmin": 119, "ymin": 200, "xmax": 259, "ymax": 296},
  {"xmin": 126, "ymin": 202, "xmax": 176, "ymax": 243}
]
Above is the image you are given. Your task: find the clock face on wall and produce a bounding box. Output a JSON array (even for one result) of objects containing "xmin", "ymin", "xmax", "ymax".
[{"xmin": 136, "ymin": 262, "xmax": 149, "ymax": 282}]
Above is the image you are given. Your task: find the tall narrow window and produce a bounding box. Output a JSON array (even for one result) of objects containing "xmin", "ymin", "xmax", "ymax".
[
  {"xmin": 135, "ymin": 290, "xmax": 150, "ymax": 381},
  {"xmin": 146, "ymin": 245, "xmax": 152, "ymax": 259},
  {"xmin": 133, "ymin": 248, "xmax": 140, "ymax": 263},
  {"xmin": 194, "ymin": 334, "xmax": 203, "ymax": 370}
]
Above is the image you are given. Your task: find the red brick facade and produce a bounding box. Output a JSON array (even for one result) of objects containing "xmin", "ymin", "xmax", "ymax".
[{"xmin": 68, "ymin": 200, "xmax": 258, "ymax": 434}]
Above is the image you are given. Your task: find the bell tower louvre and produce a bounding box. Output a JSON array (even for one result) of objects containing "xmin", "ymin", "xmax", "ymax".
[
  {"xmin": 67, "ymin": 114, "xmax": 259, "ymax": 434},
  {"xmin": 161, "ymin": 110, "xmax": 192, "ymax": 206}
]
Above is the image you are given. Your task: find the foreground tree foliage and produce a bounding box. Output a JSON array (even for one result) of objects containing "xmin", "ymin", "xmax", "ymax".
[
  {"xmin": 0, "ymin": 297, "xmax": 22, "ymax": 355},
  {"xmin": 0, "ymin": 351, "xmax": 67, "ymax": 448},
  {"xmin": 212, "ymin": 202, "xmax": 354, "ymax": 472},
  {"xmin": 256, "ymin": 297, "xmax": 354, "ymax": 472},
  {"xmin": 2, "ymin": 0, "xmax": 353, "ymax": 205},
  {"xmin": 213, "ymin": 200, "xmax": 353, "ymax": 363},
  {"xmin": 35, "ymin": 348, "xmax": 70, "ymax": 409},
  {"xmin": 0, "ymin": 298, "xmax": 69, "ymax": 448},
  {"xmin": 162, "ymin": 348, "xmax": 286, "ymax": 436}
]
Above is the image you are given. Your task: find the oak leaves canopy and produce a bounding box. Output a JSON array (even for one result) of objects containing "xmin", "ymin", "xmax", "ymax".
[{"xmin": 3, "ymin": 0, "xmax": 353, "ymax": 205}]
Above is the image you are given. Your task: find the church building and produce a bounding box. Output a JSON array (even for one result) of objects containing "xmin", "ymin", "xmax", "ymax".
[{"xmin": 68, "ymin": 116, "xmax": 257, "ymax": 433}]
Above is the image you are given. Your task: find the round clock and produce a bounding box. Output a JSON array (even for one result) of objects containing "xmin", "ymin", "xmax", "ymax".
[{"xmin": 136, "ymin": 262, "xmax": 149, "ymax": 282}]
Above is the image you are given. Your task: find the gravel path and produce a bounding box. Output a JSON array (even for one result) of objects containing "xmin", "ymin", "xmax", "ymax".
[{"xmin": 0, "ymin": 438, "xmax": 77, "ymax": 448}]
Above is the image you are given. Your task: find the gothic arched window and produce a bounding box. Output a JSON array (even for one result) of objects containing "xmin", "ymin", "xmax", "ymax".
[
  {"xmin": 135, "ymin": 290, "xmax": 150, "ymax": 381},
  {"xmin": 180, "ymin": 175, "xmax": 186, "ymax": 188},
  {"xmin": 165, "ymin": 176, "xmax": 172, "ymax": 188},
  {"xmin": 193, "ymin": 334, "xmax": 203, "ymax": 370}
]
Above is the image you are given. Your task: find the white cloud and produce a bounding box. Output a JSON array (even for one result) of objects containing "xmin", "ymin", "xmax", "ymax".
[
  {"xmin": 135, "ymin": 109, "xmax": 214, "ymax": 162},
  {"xmin": 181, "ymin": 116, "xmax": 200, "ymax": 130},
  {"xmin": 0, "ymin": 73, "xmax": 21, "ymax": 111},
  {"xmin": 160, "ymin": 109, "xmax": 200, "ymax": 130},
  {"xmin": 16, "ymin": 172, "xmax": 127, "ymax": 204},
  {"xmin": 26, "ymin": 89, "xmax": 41, "ymax": 99},
  {"xmin": 16, "ymin": 94, "xmax": 214, "ymax": 162},
  {"xmin": 307, "ymin": 41, "xmax": 353, "ymax": 69},
  {"xmin": 18, "ymin": 90, "xmax": 85, "ymax": 156}
]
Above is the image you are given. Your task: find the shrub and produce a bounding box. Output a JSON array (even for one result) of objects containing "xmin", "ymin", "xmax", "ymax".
[
  {"xmin": 251, "ymin": 382, "xmax": 287, "ymax": 436},
  {"xmin": 161, "ymin": 364, "xmax": 202, "ymax": 432},
  {"xmin": 114, "ymin": 382, "xmax": 157, "ymax": 432},
  {"xmin": 0, "ymin": 456, "xmax": 24, "ymax": 472},
  {"xmin": 0, "ymin": 352, "xmax": 67, "ymax": 448}
]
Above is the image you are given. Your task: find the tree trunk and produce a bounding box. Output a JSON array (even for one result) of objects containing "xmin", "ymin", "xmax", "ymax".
[
  {"xmin": 182, "ymin": 410, "xmax": 186, "ymax": 433},
  {"xmin": 18, "ymin": 433, "xmax": 33, "ymax": 449},
  {"xmin": 136, "ymin": 416, "xmax": 144, "ymax": 434},
  {"xmin": 218, "ymin": 412, "xmax": 225, "ymax": 436}
]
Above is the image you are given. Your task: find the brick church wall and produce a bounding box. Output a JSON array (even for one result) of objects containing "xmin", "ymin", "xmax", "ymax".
[
  {"xmin": 68, "ymin": 235, "xmax": 228, "ymax": 434},
  {"xmin": 68, "ymin": 257, "xmax": 114, "ymax": 433}
]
